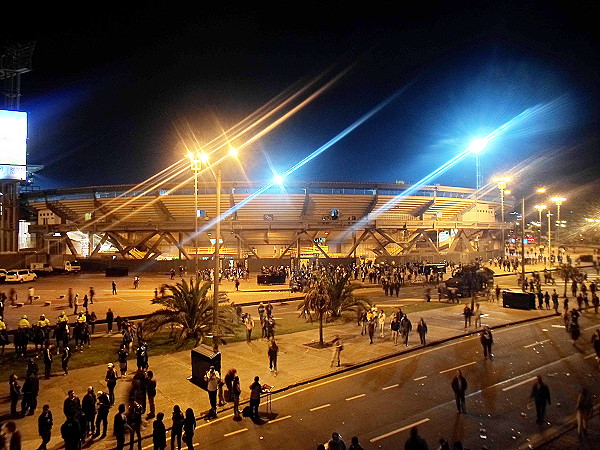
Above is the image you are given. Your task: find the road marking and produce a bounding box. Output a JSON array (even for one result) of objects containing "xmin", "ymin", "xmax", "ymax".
[
  {"xmin": 382, "ymin": 384, "xmax": 399, "ymax": 390},
  {"xmin": 370, "ymin": 418, "xmax": 430, "ymax": 443},
  {"xmin": 502, "ymin": 376, "xmax": 537, "ymax": 392},
  {"xmin": 551, "ymin": 324, "xmax": 565, "ymax": 328},
  {"xmin": 346, "ymin": 394, "xmax": 366, "ymax": 401},
  {"xmin": 584, "ymin": 353, "xmax": 597, "ymax": 359},
  {"xmin": 413, "ymin": 376, "xmax": 427, "ymax": 381},
  {"xmin": 524, "ymin": 339, "xmax": 550, "ymax": 348},
  {"xmin": 224, "ymin": 428, "xmax": 248, "ymax": 437},
  {"xmin": 584, "ymin": 325, "xmax": 598, "ymax": 331},
  {"xmin": 310, "ymin": 404, "xmax": 331, "ymax": 412},
  {"xmin": 268, "ymin": 415, "xmax": 291, "ymax": 424},
  {"xmin": 439, "ymin": 361, "xmax": 476, "ymax": 374}
]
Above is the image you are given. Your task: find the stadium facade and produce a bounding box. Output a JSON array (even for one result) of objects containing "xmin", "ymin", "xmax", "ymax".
[{"xmin": 15, "ymin": 180, "xmax": 510, "ymax": 271}]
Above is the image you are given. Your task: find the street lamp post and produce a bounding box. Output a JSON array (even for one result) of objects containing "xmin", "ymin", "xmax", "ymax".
[
  {"xmin": 534, "ymin": 204, "xmax": 546, "ymax": 265},
  {"xmin": 188, "ymin": 151, "xmax": 209, "ymax": 277},
  {"xmin": 520, "ymin": 197, "xmax": 526, "ymax": 290},
  {"xmin": 493, "ymin": 177, "xmax": 510, "ymax": 256},
  {"xmin": 551, "ymin": 197, "xmax": 566, "ymax": 251},
  {"xmin": 547, "ymin": 211, "xmax": 552, "ymax": 265},
  {"xmin": 213, "ymin": 168, "xmax": 221, "ymax": 353}
]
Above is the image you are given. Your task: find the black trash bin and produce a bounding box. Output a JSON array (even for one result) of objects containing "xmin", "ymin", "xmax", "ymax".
[
  {"xmin": 190, "ymin": 344, "xmax": 221, "ymax": 390},
  {"xmin": 502, "ymin": 290, "xmax": 536, "ymax": 310}
]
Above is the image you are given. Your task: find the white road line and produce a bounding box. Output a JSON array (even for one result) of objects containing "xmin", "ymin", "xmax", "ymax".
[
  {"xmin": 346, "ymin": 394, "xmax": 366, "ymax": 401},
  {"xmin": 584, "ymin": 353, "xmax": 597, "ymax": 359},
  {"xmin": 439, "ymin": 361, "xmax": 476, "ymax": 374},
  {"xmin": 551, "ymin": 324, "xmax": 565, "ymax": 328},
  {"xmin": 584, "ymin": 325, "xmax": 598, "ymax": 331},
  {"xmin": 310, "ymin": 404, "xmax": 331, "ymax": 412},
  {"xmin": 268, "ymin": 415, "xmax": 292, "ymax": 424},
  {"xmin": 370, "ymin": 418, "xmax": 430, "ymax": 443},
  {"xmin": 413, "ymin": 376, "xmax": 427, "ymax": 381},
  {"xmin": 382, "ymin": 384, "xmax": 399, "ymax": 390},
  {"xmin": 524, "ymin": 339, "xmax": 550, "ymax": 348},
  {"xmin": 224, "ymin": 428, "xmax": 248, "ymax": 437},
  {"xmin": 502, "ymin": 376, "xmax": 537, "ymax": 392}
]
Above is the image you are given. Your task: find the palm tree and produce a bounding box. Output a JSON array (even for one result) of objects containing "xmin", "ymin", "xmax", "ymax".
[
  {"xmin": 325, "ymin": 270, "xmax": 370, "ymax": 317},
  {"xmin": 555, "ymin": 264, "xmax": 581, "ymax": 298},
  {"xmin": 143, "ymin": 278, "xmax": 235, "ymax": 347},
  {"xmin": 298, "ymin": 278, "xmax": 331, "ymax": 347}
]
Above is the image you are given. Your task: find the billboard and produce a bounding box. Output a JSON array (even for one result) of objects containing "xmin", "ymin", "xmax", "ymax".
[{"xmin": 0, "ymin": 110, "xmax": 27, "ymax": 180}]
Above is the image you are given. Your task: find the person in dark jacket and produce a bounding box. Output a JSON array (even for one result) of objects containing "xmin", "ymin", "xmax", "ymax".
[
  {"xmin": 451, "ymin": 370, "xmax": 468, "ymax": 414},
  {"xmin": 171, "ymin": 405, "xmax": 184, "ymax": 450},
  {"xmin": 417, "ymin": 318, "xmax": 428, "ymax": 346},
  {"xmin": 530, "ymin": 375, "xmax": 551, "ymax": 423},
  {"xmin": 113, "ymin": 403, "xmax": 131, "ymax": 450},
  {"xmin": 43, "ymin": 346, "xmax": 53, "ymax": 379},
  {"xmin": 105, "ymin": 363, "xmax": 118, "ymax": 405},
  {"xmin": 21, "ymin": 371, "xmax": 39, "ymax": 416},
  {"xmin": 37, "ymin": 404, "xmax": 53, "ymax": 450},
  {"xmin": 404, "ymin": 426, "xmax": 428, "ymax": 450},
  {"xmin": 93, "ymin": 390, "xmax": 110, "ymax": 438},
  {"xmin": 106, "ymin": 308, "xmax": 114, "ymax": 333},
  {"xmin": 61, "ymin": 415, "xmax": 82, "ymax": 450},
  {"xmin": 9, "ymin": 374, "xmax": 21, "ymax": 417},
  {"xmin": 129, "ymin": 401, "xmax": 144, "ymax": 450},
  {"xmin": 146, "ymin": 371, "xmax": 157, "ymax": 419},
  {"xmin": 182, "ymin": 408, "xmax": 196, "ymax": 450},
  {"xmin": 153, "ymin": 412, "xmax": 167, "ymax": 450},
  {"xmin": 81, "ymin": 386, "xmax": 97, "ymax": 436},
  {"xmin": 480, "ymin": 326, "xmax": 494, "ymax": 359},
  {"xmin": 63, "ymin": 390, "xmax": 80, "ymax": 420}
]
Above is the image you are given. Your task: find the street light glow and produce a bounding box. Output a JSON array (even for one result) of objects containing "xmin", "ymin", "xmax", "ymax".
[
  {"xmin": 551, "ymin": 196, "xmax": 566, "ymax": 204},
  {"xmin": 467, "ymin": 137, "xmax": 489, "ymax": 154},
  {"xmin": 534, "ymin": 204, "xmax": 547, "ymax": 211},
  {"xmin": 229, "ymin": 147, "xmax": 238, "ymax": 157},
  {"xmin": 536, "ymin": 187, "xmax": 547, "ymax": 193},
  {"xmin": 273, "ymin": 173, "xmax": 284, "ymax": 185}
]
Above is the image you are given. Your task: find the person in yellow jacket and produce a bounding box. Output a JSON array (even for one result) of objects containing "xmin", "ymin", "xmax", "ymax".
[
  {"xmin": 0, "ymin": 316, "xmax": 6, "ymax": 331},
  {"xmin": 57, "ymin": 311, "xmax": 69, "ymax": 323},
  {"xmin": 38, "ymin": 314, "xmax": 51, "ymax": 328},
  {"xmin": 18, "ymin": 315, "xmax": 31, "ymax": 329},
  {"xmin": 76, "ymin": 312, "xmax": 87, "ymax": 323}
]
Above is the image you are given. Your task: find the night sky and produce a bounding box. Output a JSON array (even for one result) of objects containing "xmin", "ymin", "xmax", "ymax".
[{"xmin": 2, "ymin": 3, "xmax": 598, "ymax": 202}]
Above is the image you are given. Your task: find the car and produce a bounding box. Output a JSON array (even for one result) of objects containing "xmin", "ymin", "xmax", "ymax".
[{"xmin": 5, "ymin": 269, "xmax": 38, "ymax": 283}]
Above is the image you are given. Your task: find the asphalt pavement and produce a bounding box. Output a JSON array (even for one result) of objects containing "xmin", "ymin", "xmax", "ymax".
[{"xmin": 0, "ymin": 264, "xmax": 597, "ymax": 449}]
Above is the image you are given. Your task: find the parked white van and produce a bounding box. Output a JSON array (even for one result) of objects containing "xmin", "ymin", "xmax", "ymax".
[{"xmin": 5, "ymin": 269, "xmax": 38, "ymax": 283}]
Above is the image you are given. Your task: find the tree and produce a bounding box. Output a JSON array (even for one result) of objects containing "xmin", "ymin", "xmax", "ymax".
[
  {"xmin": 555, "ymin": 264, "xmax": 582, "ymax": 298},
  {"xmin": 298, "ymin": 279, "xmax": 331, "ymax": 348},
  {"xmin": 325, "ymin": 270, "xmax": 370, "ymax": 318},
  {"xmin": 298, "ymin": 269, "xmax": 371, "ymax": 347},
  {"xmin": 142, "ymin": 278, "xmax": 235, "ymax": 347}
]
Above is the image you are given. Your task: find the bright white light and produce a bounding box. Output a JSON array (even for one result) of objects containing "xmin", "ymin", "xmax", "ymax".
[
  {"xmin": 229, "ymin": 147, "xmax": 238, "ymax": 157},
  {"xmin": 468, "ymin": 137, "xmax": 488, "ymax": 154},
  {"xmin": 273, "ymin": 174, "xmax": 284, "ymax": 185}
]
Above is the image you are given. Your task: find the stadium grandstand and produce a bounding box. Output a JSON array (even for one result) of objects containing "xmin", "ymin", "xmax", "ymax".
[{"xmin": 19, "ymin": 180, "xmax": 510, "ymax": 269}]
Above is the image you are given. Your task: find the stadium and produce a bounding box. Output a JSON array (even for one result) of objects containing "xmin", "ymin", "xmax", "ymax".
[{"xmin": 17, "ymin": 180, "xmax": 509, "ymax": 272}]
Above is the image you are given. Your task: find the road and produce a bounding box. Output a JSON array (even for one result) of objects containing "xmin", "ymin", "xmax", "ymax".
[{"xmin": 182, "ymin": 313, "xmax": 600, "ymax": 450}]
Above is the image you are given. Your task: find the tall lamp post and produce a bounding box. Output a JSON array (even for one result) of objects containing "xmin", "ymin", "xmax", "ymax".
[
  {"xmin": 493, "ymin": 177, "xmax": 510, "ymax": 256},
  {"xmin": 187, "ymin": 151, "xmax": 209, "ymax": 277},
  {"xmin": 534, "ymin": 204, "xmax": 546, "ymax": 264},
  {"xmin": 551, "ymin": 197, "xmax": 566, "ymax": 251},
  {"xmin": 547, "ymin": 210, "xmax": 552, "ymax": 265}
]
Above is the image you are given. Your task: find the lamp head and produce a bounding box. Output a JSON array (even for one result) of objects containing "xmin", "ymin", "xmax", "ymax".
[{"xmin": 468, "ymin": 137, "xmax": 488, "ymax": 154}]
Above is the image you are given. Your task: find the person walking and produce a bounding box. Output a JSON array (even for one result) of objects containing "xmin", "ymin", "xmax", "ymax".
[
  {"xmin": 171, "ymin": 405, "xmax": 184, "ymax": 450},
  {"xmin": 231, "ymin": 375, "xmax": 241, "ymax": 419},
  {"xmin": 245, "ymin": 314, "xmax": 254, "ymax": 343},
  {"xmin": 473, "ymin": 303, "xmax": 482, "ymax": 328},
  {"xmin": 530, "ymin": 375, "xmax": 551, "ymax": 424},
  {"xmin": 367, "ymin": 318, "xmax": 376, "ymax": 344},
  {"xmin": 249, "ymin": 376, "xmax": 263, "ymax": 420},
  {"xmin": 404, "ymin": 426, "xmax": 428, "ymax": 450},
  {"xmin": 575, "ymin": 386, "xmax": 593, "ymax": 439},
  {"xmin": 146, "ymin": 371, "xmax": 157, "ymax": 419},
  {"xmin": 417, "ymin": 318, "xmax": 427, "ymax": 346},
  {"xmin": 128, "ymin": 401, "xmax": 143, "ymax": 450},
  {"xmin": 153, "ymin": 412, "xmax": 167, "ymax": 450},
  {"xmin": 112, "ymin": 281, "xmax": 118, "ymax": 295},
  {"xmin": 378, "ymin": 310, "xmax": 386, "ymax": 338},
  {"xmin": 327, "ymin": 432, "xmax": 346, "ymax": 450},
  {"xmin": 268, "ymin": 339, "xmax": 279, "ymax": 375},
  {"xmin": 451, "ymin": 370, "xmax": 468, "ymax": 414},
  {"xmin": 330, "ymin": 335, "xmax": 343, "ymax": 367},
  {"xmin": 37, "ymin": 404, "xmax": 53, "ymax": 450},
  {"xmin": 204, "ymin": 366, "xmax": 220, "ymax": 418},
  {"xmin": 118, "ymin": 345, "xmax": 129, "ymax": 378},
  {"xmin": 105, "ymin": 363, "xmax": 118, "ymax": 405},
  {"xmin": 106, "ymin": 308, "xmax": 114, "ymax": 333},
  {"xmin": 182, "ymin": 408, "xmax": 196, "ymax": 450},
  {"xmin": 61, "ymin": 346, "xmax": 71, "ymax": 376},
  {"xmin": 391, "ymin": 315, "xmax": 400, "ymax": 345},
  {"xmin": 480, "ymin": 326, "xmax": 493, "ymax": 359},
  {"xmin": 463, "ymin": 305, "xmax": 472, "ymax": 328},
  {"xmin": 401, "ymin": 315, "xmax": 412, "ymax": 346}
]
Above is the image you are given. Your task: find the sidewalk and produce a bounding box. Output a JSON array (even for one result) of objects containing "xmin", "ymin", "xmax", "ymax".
[{"xmin": 4, "ymin": 294, "xmax": 559, "ymax": 449}]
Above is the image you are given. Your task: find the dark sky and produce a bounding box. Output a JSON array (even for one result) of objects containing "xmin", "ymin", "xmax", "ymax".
[{"xmin": 2, "ymin": 2, "xmax": 598, "ymax": 199}]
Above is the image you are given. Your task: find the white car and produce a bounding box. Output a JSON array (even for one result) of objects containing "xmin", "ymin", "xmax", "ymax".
[{"xmin": 5, "ymin": 269, "xmax": 38, "ymax": 283}]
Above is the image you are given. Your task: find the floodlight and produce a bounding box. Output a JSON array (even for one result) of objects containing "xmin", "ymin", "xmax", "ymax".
[
  {"xmin": 468, "ymin": 137, "xmax": 488, "ymax": 154},
  {"xmin": 273, "ymin": 174, "xmax": 284, "ymax": 185},
  {"xmin": 229, "ymin": 147, "xmax": 238, "ymax": 157}
]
